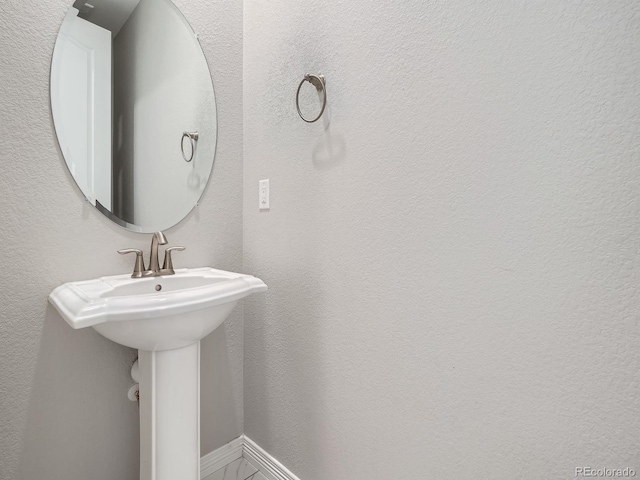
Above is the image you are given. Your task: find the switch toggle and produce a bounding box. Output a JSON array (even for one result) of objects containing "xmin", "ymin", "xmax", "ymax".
[{"xmin": 259, "ymin": 179, "xmax": 270, "ymax": 210}]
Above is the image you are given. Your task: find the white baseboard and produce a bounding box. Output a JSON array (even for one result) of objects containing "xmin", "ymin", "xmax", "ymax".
[
  {"xmin": 200, "ymin": 435, "xmax": 300, "ymax": 480},
  {"xmin": 242, "ymin": 436, "xmax": 301, "ymax": 480},
  {"xmin": 200, "ymin": 435, "xmax": 244, "ymax": 478}
]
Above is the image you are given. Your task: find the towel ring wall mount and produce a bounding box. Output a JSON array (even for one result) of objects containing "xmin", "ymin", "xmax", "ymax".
[{"xmin": 296, "ymin": 74, "xmax": 327, "ymax": 123}]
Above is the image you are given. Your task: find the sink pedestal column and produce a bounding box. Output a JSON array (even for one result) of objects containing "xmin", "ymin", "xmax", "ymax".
[{"xmin": 138, "ymin": 342, "xmax": 200, "ymax": 480}]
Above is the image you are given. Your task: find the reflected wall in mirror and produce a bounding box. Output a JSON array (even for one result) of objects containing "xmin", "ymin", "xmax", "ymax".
[{"xmin": 51, "ymin": 0, "xmax": 217, "ymax": 232}]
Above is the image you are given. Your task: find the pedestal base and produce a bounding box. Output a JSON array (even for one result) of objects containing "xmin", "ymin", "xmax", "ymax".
[{"xmin": 138, "ymin": 342, "xmax": 200, "ymax": 480}]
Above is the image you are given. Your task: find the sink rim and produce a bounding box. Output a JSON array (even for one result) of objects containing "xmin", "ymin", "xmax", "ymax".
[{"xmin": 49, "ymin": 267, "xmax": 267, "ymax": 329}]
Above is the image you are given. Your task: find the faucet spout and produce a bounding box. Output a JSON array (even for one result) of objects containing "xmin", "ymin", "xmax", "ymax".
[{"xmin": 148, "ymin": 231, "xmax": 168, "ymax": 275}]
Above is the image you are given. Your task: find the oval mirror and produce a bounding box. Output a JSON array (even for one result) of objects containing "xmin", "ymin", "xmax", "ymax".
[{"xmin": 50, "ymin": 0, "xmax": 217, "ymax": 232}]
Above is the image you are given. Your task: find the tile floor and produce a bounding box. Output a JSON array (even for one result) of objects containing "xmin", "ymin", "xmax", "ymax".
[
  {"xmin": 202, "ymin": 457, "xmax": 268, "ymax": 480},
  {"xmin": 246, "ymin": 473, "xmax": 268, "ymax": 480}
]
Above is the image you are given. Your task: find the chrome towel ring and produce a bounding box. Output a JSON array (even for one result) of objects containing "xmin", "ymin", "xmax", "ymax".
[
  {"xmin": 181, "ymin": 131, "xmax": 199, "ymax": 162},
  {"xmin": 296, "ymin": 74, "xmax": 327, "ymax": 123}
]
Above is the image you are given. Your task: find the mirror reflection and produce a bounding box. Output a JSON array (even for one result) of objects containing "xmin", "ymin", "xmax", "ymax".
[{"xmin": 51, "ymin": 0, "xmax": 217, "ymax": 232}]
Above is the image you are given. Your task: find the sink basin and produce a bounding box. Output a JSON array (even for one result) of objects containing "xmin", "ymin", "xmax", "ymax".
[
  {"xmin": 49, "ymin": 265, "xmax": 266, "ymax": 479},
  {"xmin": 49, "ymin": 267, "xmax": 267, "ymax": 351}
]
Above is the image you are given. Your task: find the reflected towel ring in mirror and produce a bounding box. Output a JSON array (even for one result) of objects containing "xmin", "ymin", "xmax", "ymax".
[
  {"xmin": 181, "ymin": 131, "xmax": 199, "ymax": 162},
  {"xmin": 296, "ymin": 74, "xmax": 327, "ymax": 123}
]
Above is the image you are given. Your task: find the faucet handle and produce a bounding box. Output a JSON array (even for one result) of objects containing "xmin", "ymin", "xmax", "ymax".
[
  {"xmin": 118, "ymin": 249, "xmax": 146, "ymax": 278},
  {"xmin": 162, "ymin": 246, "xmax": 186, "ymax": 274}
]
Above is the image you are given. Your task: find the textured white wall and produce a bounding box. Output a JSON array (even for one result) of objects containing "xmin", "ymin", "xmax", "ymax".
[
  {"xmin": 0, "ymin": 0, "xmax": 242, "ymax": 478},
  {"xmin": 243, "ymin": 1, "xmax": 640, "ymax": 479}
]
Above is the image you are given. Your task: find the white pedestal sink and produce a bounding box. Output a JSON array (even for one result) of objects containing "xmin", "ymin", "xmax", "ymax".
[{"xmin": 49, "ymin": 267, "xmax": 267, "ymax": 480}]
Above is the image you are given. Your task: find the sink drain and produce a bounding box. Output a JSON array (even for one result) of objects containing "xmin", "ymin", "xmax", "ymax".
[{"xmin": 155, "ymin": 284, "xmax": 162, "ymax": 291}]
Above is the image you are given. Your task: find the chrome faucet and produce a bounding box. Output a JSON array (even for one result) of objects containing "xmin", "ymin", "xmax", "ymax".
[
  {"xmin": 118, "ymin": 232, "xmax": 185, "ymax": 278},
  {"xmin": 146, "ymin": 231, "xmax": 168, "ymax": 276}
]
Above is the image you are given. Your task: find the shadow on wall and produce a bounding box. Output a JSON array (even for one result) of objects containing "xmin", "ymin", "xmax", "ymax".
[
  {"xmin": 311, "ymin": 105, "xmax": 347, "ymax": 171},
  {"xmin": 200, "ymin": 311, "xmax": 244, "ymax": 455},
  {"xmin": 245, "ymin": 252, "xmax": 342, "ymax": 477},
  {"xmin": 18, "ymin": 305, "xmax": 139, "ymax": 480}
]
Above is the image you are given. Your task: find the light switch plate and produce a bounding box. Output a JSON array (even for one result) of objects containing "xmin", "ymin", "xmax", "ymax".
[{"xmin": 259, "ymin": 179, "xmax": 270, "ymax": 210}]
